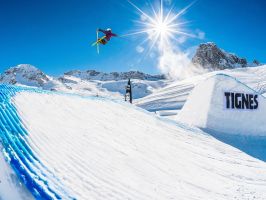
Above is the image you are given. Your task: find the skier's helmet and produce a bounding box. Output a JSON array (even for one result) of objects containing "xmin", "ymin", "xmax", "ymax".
[{"xmin": 107, "ymin": 28, "xmax": 112, "ymax": 31}]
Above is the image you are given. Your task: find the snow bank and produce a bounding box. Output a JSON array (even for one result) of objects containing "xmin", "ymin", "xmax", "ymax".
[
  {"xmin": 178, "ymin": 74, "xmax": 266, "ymax": 136},
  {"xmin": 1, "ymin": 84, "xmax": 266, "ymax": 199}
]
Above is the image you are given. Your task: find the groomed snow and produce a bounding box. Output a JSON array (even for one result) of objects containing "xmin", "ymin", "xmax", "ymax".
[{"xmin": 2, "ymin": 88, "xmax": 264, "ymax": 199}]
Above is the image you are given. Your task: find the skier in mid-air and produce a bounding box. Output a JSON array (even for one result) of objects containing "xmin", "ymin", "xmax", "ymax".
[
  {"xmin": 91, "ymin": 28, "xmax": 118, "ymax": 53},
  {"xmin": 97, "ymin": 28, "xmax": 117, "ymax": 45}
]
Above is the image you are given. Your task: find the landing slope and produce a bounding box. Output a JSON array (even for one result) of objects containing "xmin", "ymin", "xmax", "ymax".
[{"xmin": 0, "ymin": 85, "xmax": 266, "ymax": 199}]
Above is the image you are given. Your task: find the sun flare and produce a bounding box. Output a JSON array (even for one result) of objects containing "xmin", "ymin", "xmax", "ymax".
[{"xmin": 126, "ymin": 0, "xmax": 194, "ymax": 50}]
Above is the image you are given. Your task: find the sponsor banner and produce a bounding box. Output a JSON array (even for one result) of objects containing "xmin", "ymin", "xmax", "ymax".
[{"xmin": 224, "ymin": 92, "xmax": 258, "ymax": 110}]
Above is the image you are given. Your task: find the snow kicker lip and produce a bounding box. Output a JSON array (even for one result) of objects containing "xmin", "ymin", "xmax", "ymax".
[{"xmin": 0, "ymin": 84, "xmax": 75, "ymax": 200}]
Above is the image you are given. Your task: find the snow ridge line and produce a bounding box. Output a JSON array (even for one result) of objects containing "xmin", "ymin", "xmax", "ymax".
[
  {"xmin": 214, "ymin": 73, "xmax": 266, "ymax": 99},
  {"xmin": 0, "ymin": 84, "xmax": 75, "ymax": 200}
]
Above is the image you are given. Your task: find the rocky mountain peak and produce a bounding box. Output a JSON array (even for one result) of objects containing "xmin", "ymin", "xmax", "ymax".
[
  {"xmin": 0, "ymin": 64, "xmax": 50, "ymax": 86},
  {"xmin": 191, "ymin": 42, "xmax": 259, "ymax": 70}
]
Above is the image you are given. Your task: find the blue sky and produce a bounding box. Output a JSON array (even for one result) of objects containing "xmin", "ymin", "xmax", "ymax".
[{"xmin": 0, "ymin": 0, "xmax": 265, "ymax": 76}]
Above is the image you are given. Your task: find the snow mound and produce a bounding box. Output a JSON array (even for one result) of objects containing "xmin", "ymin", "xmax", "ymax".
[
  {"xmin": 178, "ymin": 74, "xmax": 266, "ymax": 136},
  {"xmin": 1, "ymin": 84, "xmax": 266, "ymax": 199}
]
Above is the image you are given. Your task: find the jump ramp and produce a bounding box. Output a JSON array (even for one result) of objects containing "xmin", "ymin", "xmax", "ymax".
[{"xmin": 178, "ymin": 74, "xmax": 266, "ymax": 136}]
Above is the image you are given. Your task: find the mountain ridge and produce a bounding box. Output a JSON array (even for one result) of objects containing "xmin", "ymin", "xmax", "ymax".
[
  {"xmin": 0, "ymin": 42, "xmax": 263, "ymax": 98},
  {"xmin": 192, "ymin": 42, "xmax": 261, "ymax": 70}
]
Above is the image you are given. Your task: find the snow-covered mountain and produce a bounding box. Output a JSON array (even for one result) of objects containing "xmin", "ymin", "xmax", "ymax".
[
  {"xmin": 0, "ymin": 64, "xmax": 64, "ymax": 90},
  {"xmin": 0, "ymin": 64, "xmax": 49, "ymax": 86},
  {"xmin": 192, "ymin": 42, "xmax": 261, "ymax": 71},
  {"xmin": 63, "ymin": 69, "xmax": 165, "ymax": 81},
  {"xmin": 0, "ymin": 64, "xmax": 167, "ymax": 99}
]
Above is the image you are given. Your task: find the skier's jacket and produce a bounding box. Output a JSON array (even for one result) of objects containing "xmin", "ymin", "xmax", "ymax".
[{"xmin": 98, "ymin": 29, "xmax": 117, "ymax": 41}]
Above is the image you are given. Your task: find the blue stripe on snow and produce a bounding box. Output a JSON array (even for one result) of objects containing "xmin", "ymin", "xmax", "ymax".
[{"xmin": 0, "ymin": 84, "xmax": 75, "ymax": 200}]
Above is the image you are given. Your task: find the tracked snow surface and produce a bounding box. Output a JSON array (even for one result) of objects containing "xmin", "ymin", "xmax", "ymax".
[{"xmin": 0, "ymin": 85, "xmax": 266, "ymax": 199}]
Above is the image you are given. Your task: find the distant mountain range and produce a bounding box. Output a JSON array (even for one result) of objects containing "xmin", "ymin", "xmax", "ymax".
[
  {"xmin": 62, "ymin": 69, "xmax": 165, "ymax": 81},
  {"xmin": 0, "ymin": 64, "xmax": 165, "ymax": 87},
  {"xmin": 0, "ymin": 64, "xmax": 167, "ymax": 99},
  {"xmin": 0, "ymin": 42, "xmax": 262, "ymax": 98}
]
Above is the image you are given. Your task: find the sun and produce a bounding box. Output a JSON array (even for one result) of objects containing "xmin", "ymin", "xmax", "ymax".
[
  {"xmin": 126, "ymin": 0, "xmax": 194, "ymax": 50},
  {"xmin": 155, "ymin": 21, "xmax": 168, "ymax": 35}
]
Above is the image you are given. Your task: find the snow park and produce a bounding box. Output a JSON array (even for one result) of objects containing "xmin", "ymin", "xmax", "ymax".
[{"xmin": 0, "ymin": 0, "xmax": 266, "ymax": 200}]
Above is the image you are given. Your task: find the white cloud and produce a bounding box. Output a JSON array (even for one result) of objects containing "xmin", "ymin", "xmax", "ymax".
[
  {"xmin": 157, "ymin": 40, "xmax": 206, "ymax": 80},
  {"xmin": 159, "ymin": 48, "xmax": 191, "ymax": 79},
  {"xmin": 195, "ymin": 29, "xmax": 205, "ymax": 40},
  {"xmin": 158, "ymin": 47, "xmax": 207, "ymax": 80},
  {"xmin": 185, "ymin": 45, "xmax": 198, "ymax": 59},
  {"xmin": 136, "ymin": 46, "xmax": 144, "ymax": 53},
  {"xmin": 177, "ymin": 36, "xmax": 188, "ymax": 44}
]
